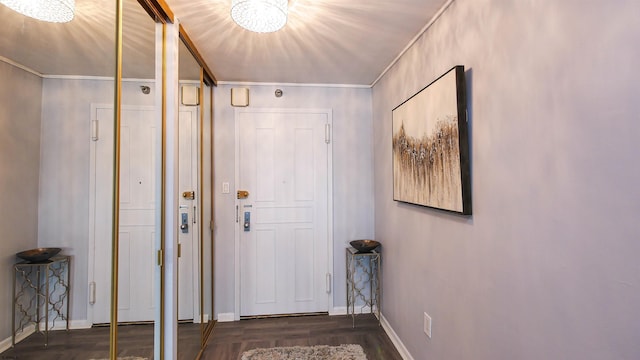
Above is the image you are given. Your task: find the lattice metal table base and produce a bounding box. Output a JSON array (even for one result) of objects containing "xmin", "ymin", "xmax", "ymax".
[
  {"xmin": 12, "ymin": 255, "xmax": 70, "ymax": 346},
  {"xmin": 346, "ymin": 247, "xmax": 381, "ymax": 327}
]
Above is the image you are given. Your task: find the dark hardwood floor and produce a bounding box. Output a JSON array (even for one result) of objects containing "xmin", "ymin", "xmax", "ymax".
[
  {"xmin": 200, "ymin": 314, "xmax": 402, "ymax": 360},
  {"xmin": 1, "ymin": 314, "xmax": 401, "ymax": 359},
  {"xmin": 0, "ymin": 323, "xmax": 200, "ymax": 360}
]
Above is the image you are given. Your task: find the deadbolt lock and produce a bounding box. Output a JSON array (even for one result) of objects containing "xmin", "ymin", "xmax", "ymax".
[
  {"xmin": 182, "ymin": 191, "xmax": 195, "ymax": 200},
  {"xmin": 180, "ymin": 213, "xmax": 189, "ymax": 233},
  {"xmin": 237, "ymin": 190, "xmax": 249, "ymax": 199}
]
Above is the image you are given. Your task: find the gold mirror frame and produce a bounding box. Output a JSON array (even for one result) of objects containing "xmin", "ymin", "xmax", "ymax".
[
  {"xmin": 111, "ymin": 2, "xmax": 215, "ymax": 358},
  {"xmin": 201, "ymin": 71, "xmax": 216, "ymax": 350},
  {"xmin": 110, "ymin": 1, "xmax": 123, "ymax": 358},
  {"xmin": 111, "ymin": 0, "xmax": 174, "ymax": 359},
  {"xmin": 178, "ymin": 25, "xmax": 217, "ymax": 357}
]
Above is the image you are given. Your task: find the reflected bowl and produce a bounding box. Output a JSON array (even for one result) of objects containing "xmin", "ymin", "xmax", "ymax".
[
  {"xmin": 350, "ymin": 240, "xmax": 380, "ymax": 252},
  {"xmin": 16, "ymin": 247, "xmax": 62, "ymax": 263}
]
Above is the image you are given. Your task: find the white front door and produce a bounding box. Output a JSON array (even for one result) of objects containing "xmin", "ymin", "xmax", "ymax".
[
  {"xmin": 90, "ymin": 105, "xmax": 198, "ymax": 323},
  {"xmin": 237, "ymin": 108, "xmax": 332, "ymax": 317}
]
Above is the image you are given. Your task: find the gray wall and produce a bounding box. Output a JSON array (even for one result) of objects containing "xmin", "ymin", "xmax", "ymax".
[
  {"xmin": 0, "ymin": 61, "xmax": 42, "ymax": 340},
  {"xmin": 213, "ymin": 84, "xmax": 374, "ymax": 316},
  {"xmin": 372, "ymin": 0, "xmax": 640, "ymax": 359}
]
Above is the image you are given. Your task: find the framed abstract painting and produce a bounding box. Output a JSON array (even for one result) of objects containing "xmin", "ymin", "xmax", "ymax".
[{"xmin": 392, "ymin": 65, "xmax": 472, "ymax": 215}]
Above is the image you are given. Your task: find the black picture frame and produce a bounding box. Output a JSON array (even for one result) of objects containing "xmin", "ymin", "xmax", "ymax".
[{"xmin": 392, "ymin": 65, "xmax": 472, "ymax": 215}]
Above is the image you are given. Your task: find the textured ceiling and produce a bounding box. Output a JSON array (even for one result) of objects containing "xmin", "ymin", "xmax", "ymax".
[
  {"xmin": 0, "ymin": 1, "xmax": 119, "ymax": 77},
  {"xmin": 167, "ymin": 0, "xmax": 448, "ymax": 85},
  {"xmin": 0, "ymin": 0, "xmax": 448, "ymax": 85}
]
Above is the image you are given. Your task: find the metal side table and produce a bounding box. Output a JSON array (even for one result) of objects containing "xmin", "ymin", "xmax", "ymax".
[
  {"xmin": 12, "ymin": 255, "xmax": 71, "ymax": 346},
  {"xmin": 346, "ymin": 247, "xmax": 381, "ymax": 327}
]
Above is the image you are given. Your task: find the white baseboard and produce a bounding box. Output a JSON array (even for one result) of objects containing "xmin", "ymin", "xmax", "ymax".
[
  {"xmin": 217, "ymin": 313, "xmax": 235, "ymax": 322},
  {"xmin": 191, "ymin": 314, "xmax": 210, "ymax": 324},
  {"xmin": 68, "ymin": 319, "xmax": 93, "ymax": 329},
  {"xmin": 330, "ymin": 306, "xmax": 347, "ymax": 315},
  {"xmin": 331, "ymin": 305, "xmax": 378, "ymax": 316},
  {"xmin": 380, "ymin": 313, "xmax": 415, "ymax": 360},
  {"xmin": 0, "ymin": 324, "xmax": 35, "ymax": 354},
  {"xmin": 36, "ymin": 319, "xmax": 93, "ymax": 331},
  {"xmin": 329, "ymin": 308, "xmax": 416, "ymax": 360}
]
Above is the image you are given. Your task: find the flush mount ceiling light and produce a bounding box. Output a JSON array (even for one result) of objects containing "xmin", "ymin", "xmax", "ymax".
[
  {"xmin": 0, "ymin": 0, "xmax": 75, "ymax": 23},
  {"xmin": 231, "ymin": 0, "xmax": 287, "ymax": 33}
]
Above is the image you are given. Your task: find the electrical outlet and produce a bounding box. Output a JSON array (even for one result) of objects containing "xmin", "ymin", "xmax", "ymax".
[{"xmin": 424, "ymin": 312, "xmax": 432, "ymax": 338}]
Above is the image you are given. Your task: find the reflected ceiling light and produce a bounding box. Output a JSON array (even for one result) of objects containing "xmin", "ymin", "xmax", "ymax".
[
  {"xmin": 231, "ymin": 0, "xmax": 287, "ymax": 33},
  {"xmin": 0, "ymin": 0, "xmax": 74, "ymax": 23}
]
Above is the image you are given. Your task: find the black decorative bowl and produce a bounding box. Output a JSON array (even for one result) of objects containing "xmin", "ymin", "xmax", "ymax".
[
  {"xmin": 350, "ymin": 240, "xmax": 380, "ymax": 253},
  {"xmin": 16, "ymin": 248, "xmax": 62, "ymax": 263}
]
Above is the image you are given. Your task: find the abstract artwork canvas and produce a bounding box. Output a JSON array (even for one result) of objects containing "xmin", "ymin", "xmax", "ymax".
[{"xmin": 392, "ymin": 65, "xmax": 472, "ymax": 214}]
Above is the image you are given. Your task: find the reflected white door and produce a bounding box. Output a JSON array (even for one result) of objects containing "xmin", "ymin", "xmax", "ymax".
[
  {"xmin": 92, "ymin": 106, "xmax": 156, "ymax": 323},
  {"xmin": 117, "ymin": 107, "xmax": 157, "ymax": 321},
  {"xmin": 91, "ymin": 105, "xmax": 197, "ymax": 323},
  {"xmin": 237, "ymin": 109, "xmax": 331, "ymax": 317},
  {"xmin": 178, "ymin": 107, "xmax": 198, "ymax": 321}
]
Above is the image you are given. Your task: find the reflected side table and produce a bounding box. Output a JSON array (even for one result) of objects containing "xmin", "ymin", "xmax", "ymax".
[
  {"xmin": 346, "ymin": 247, "xmax": 381, "ymax": 327},
  {"xmin": 12, "ymin": 255, "xmax": 71, "ymax": 346}
]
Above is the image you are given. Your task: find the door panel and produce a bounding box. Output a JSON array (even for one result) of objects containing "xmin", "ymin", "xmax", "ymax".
[
  {"xmin": 294, "ymin": 227, "xmax": 314, "ymax": 302},
  {"xmin": 255, "ymin": 229, "xmax": 277, "ymax": 304},
  {"xmin": 238, "ymin": 110, "xmax": 330, "ymax": 317}
]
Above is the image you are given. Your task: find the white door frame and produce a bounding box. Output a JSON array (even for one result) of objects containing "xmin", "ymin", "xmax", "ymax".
[
  {"xmin": 88, "ymin": 103, "xmax": 113, "ymax": 324},
  {"xmin": 233, "ymin": 107, "xmax": 334, "ymax": 320}
]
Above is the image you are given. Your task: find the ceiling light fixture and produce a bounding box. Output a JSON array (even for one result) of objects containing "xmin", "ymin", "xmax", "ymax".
[
  {"xmin": 0, "ymin": 0, "xmax": 75, "ymax": 23},
  {"xmin": 231, "ymin": 0, "xmax": 287, "ymax": 33}
]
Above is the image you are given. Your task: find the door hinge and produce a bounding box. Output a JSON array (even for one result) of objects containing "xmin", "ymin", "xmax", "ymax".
[
  {"xmin": 91, "ymin": 120, "xmax": 99, "ymax": 141},
  {"xmin": 89, "ymin": 281, "xmax": 96, "ymax": 304},
  {"xmin": 325, "ymin": 124, "xmax": 331, "ymax": 144},
  {"xmin": 157, "ymin": 249, "xmax": 164, "ymax": 267},
  {"xmin": 326, "ymin": 273, "xmax": 332, "ymax": 294}
]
